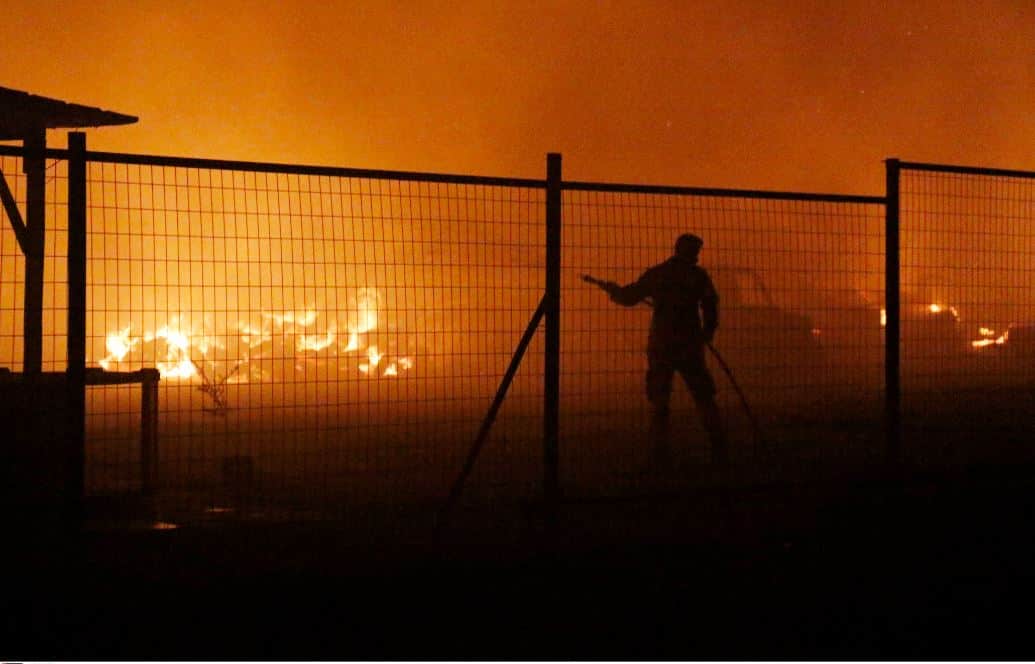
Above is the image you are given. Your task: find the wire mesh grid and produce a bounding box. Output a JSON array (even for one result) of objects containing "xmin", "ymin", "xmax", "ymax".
[
  {"xmin": 84, "ymin": 159, "xmax": 546, "ymax": 520},
  {"xmin": 899, "ymin": 166, "xmax": 1035, "ymax": 468},
  {"xmin": 0, "ymin": 152, "xmax": 68, "ymax": 373},
  {"xmin": 560, "ymin": 188, "xmax": 885, "ymax": 493}
]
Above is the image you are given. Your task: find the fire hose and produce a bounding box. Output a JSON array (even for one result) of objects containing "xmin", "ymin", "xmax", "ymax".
[{"xmin": 580, "ymin": 274, "xmax": 766, "ymax": 449}]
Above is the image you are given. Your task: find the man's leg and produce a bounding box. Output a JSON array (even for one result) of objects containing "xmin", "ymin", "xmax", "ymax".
[
  {"xmin": 682, "ymin": 346, "xmax": 729, "ymax": 466},
  {"xmin": 646, "ymin": 352, "xmax": 675, "ymax": 468},
  {"xmin": 694, "ymin": 395, "xmax": 729, "ymax": 467}
]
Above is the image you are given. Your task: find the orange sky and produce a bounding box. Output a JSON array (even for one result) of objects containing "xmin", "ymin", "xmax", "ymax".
[{"xmin": 2, "ymin": 0, "xmax": 1033, "ymax": 193}]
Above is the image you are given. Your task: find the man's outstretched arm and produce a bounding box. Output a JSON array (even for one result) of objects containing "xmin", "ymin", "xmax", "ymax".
[
  {"xmin": 583, "ymin": 272, "xmax": 650, "ymax": 307},
  {"xmin": 607, "ymin": 278, "xmax": 650, "ymax": 307}
]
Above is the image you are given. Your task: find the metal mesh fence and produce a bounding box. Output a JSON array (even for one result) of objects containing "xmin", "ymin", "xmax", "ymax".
[
  {"xmin": 83, "ymin": 158, "xmax": 546, "ymax": 521},
  {"xmin": 15, "ymin": 143, "xmax": 1035, "ymax": 528},
  {"xmin": 0, "ymin": 152, "xmax": 68, "ymax": 373},
  {"xmin": 560, "ymin": 186, "xmax": 886, "ymax": 493},
  {"xmin": 899, "ymin": 164, "xmax": 1035, "ymax": 469}
]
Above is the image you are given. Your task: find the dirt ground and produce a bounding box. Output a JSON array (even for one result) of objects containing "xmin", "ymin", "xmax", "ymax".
[{"xmin": 5, "ymin": 458, "xmax": 1035, "ymax": 660}]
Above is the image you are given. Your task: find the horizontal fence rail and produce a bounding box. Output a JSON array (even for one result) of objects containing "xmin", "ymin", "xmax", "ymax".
[
  {"xmin": 563, "ymin": 179, "xmax": 885, "ymax": 204},
  {"xmin": 0, "ymin": 144, "xmax": 544, "ymax": 188}
]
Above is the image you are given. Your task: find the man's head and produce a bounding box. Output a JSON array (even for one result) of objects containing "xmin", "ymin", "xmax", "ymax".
[{"xmin": 674, "ymin": 233, "xmax": 704, "ymax": 261}]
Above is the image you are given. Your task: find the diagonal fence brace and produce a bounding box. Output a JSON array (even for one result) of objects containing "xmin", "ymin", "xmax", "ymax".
[
  {"xmin": 435, "ymin": 294, "xmax": 547, "ymax": 537},
  {"xmin": 0, "ymin": 167, "xmax": 29, "ymax": 256}
]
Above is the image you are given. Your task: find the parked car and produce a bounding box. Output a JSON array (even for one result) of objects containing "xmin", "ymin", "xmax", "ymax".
[
  {"xmin": 706, "ymin": 267, "xmax": 823, "ymax": 389},
  {"xmin": 795, "ymin": 286, "xmax": 969, "ymax": 363},
  {"xmin": 971, "ymin": 321, "xmax": 1035, "ymax": 356}
]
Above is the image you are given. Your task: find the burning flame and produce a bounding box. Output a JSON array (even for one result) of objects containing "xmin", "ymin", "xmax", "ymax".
[
  {"xmin": 927, "ymin": 303, "xmax": 960, "ymax": 318},
  {"xmin": 263, "ymin": 310, "xmax": 318, "ymax": 327},
  {"xmin": 100, "ymin": 320, "xmax": 202, "ymax": 379},
  {"xmin": 341, "ymin": 332, "xmax": 360, "ymax": 352},
  {"xmin": 94, "ymin": 288, "xmax": 413, "ymax": 385},
  {"xmin": 358, "ymin": 345, "xmax": 384, "ymax": 375},
  {"xmin": 879, "ymin": 303, "xmax": 958, "ymax": 329},
  {"xmin": 297, "ymin": 323, "xmax": 337, "ymax": 352},
  {"xmin": 150, "ymin": 323, "xmax": 200, "ymax": 379},
  {"xmin": 99, "ymin": 325, "xmax": 140, "ymax": 369},
  {"xmin": 972, "ymin": 326, "xmax": 1008, "ymax": 349}
]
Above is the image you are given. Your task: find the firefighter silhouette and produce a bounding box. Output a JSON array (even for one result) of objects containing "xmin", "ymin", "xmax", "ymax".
[{"xmin": 593, "ymin": 234, "xmax": 729, "ymax": 467}]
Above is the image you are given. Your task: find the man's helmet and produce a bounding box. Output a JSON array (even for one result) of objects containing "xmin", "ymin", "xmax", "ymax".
[{"xmin": 674, "ymin": 233, "xmax": 704, "ymax": 259}]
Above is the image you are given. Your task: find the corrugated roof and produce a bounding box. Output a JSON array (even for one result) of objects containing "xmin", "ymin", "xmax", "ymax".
[{"xmin": 0, "ymin": 86, "xmax": 137, "ymax": 139}]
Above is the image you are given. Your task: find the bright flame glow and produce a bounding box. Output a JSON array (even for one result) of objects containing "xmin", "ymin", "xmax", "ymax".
[
  {"xmin": 99, "ymin": 325, "xmax": 140, "ymax": 370},
  {"xmin": 152, "ymin": 323, "xmax": 200, "ymax": 379},
  {"xmin": 366, "ymin": 345, "xmax": 384, "ymax": 367},
  {"xmin": 238, "ymin": 323, "xmax": 271, "ymax": 348},
  {"xmin": 971, "ymin": 326, "xmax": 1008, "ymax": 349},
  {"xmin": 263, "ymin": 310, "xmax": 318, "ymax": 327},
  {"xmin": 341, "ymin": 332, "xmax": 360, "ymax": 352},
  {"xmin": 94, "ymin": 288, "xmax": 415, "ymax": 390},
  {"xmin": 297, "ymin": 323, "xmax": 337, "ymax": 352}
]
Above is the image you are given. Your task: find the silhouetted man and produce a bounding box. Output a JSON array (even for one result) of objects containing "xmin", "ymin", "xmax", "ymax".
[{"xmin": 597, "ymin": 233, "xmax": 729, "ymax": 467}]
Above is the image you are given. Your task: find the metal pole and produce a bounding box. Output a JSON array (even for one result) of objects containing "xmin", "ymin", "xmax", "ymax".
[
  {"xmin": 141, "ymin": 370, "xmax": 158, "ymax": 509},
  {"xmin": 66, "ymin": 132, "xmax": 87, "ymax": 525},
  {"xmin": 544, "ymin": 153, "xmax": 562, "ymax": 508},
  {"xmin": 23, "ymin": 129, "xmax": 46, "ymax": 374},
  {"xmin": 885, "ymin": 158, "xmax": 901, "ymax": 466}
]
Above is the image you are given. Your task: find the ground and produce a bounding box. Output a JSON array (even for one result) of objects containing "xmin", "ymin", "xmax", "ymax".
[{"xmin": 5, "ymin": 459, "xmax": 1035, "ymax": 659}]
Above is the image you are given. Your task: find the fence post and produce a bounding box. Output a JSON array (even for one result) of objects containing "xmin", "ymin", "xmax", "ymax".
[
  {"xmin": 66, "ymin": 132, "xmax": 87, "ymax": 526},
  {"xmin": 885, "ymin": 158, "xmax": 901, "ymax": 467},
  {"xmin": 23, "ymin": 129, "xmax": 46, "ymax": 374},
  {"xmin": 141, "ymin": 369, "xmax": 160, "ymax": 520},
  {"xmin": 544, "ymin": 153, "xmax": 562, "ymax": 509}
]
